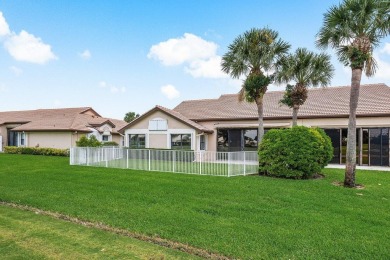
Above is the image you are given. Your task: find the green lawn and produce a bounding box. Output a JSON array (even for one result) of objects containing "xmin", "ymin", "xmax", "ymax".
[
  {"xmin": 0, "ymin": 205, "xmax": 198, "ymax": 259},
  {"xmin": 1, "ymin": 154, "xmax": 390, "ymax": 259}
]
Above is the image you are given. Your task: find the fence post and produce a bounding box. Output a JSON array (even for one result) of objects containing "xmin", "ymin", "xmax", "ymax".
[
  {"xmin": 86, "ymin": 148, "xmax": 89, "ymax": 166},
  {"xmin": 148, "ymin": 149, "xmax": 151, "ymax": 171},
  {"xmin": 227, "ymin": 152, "xmax": 230, "ymax": 177},
  {"xmin": 126, "ymin": 149, "xmax": 129, "ymax": 169},
  {"xmin": 173, "ymin": 150, "xmax": 176, "ymax": 173},
  {"xmin": 199, "ymin": 151, "xmax": 202, "ymax": 175},
  {"xmin": 243, "ymin": 151, "xmax": 246, "ymax": 176},
  {"xmin": 105, "ymin": 148, "xmax": 108, "ymax": 167}
]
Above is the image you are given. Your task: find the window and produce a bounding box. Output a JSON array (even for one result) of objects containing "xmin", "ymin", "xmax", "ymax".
[
  {"xmin": 20, "ymin": 132, "xmax": 25, "ymax": 146},
  {"xmin": 200, "ymin": 135, "xmax": 206, "ymax": 150},
  {"xmin": 129, "ymin": 134, "xmax": 146, "ymax": 148},
  {"xmin": 102, "ymin": 135, "xmax": 109, "ymax": 142},
  {"xmin": 149, "ymin": 118, "xmax": 167, "ymax": 131},
  {"xmin": 171, "ymin": 134, "xmax": 191, "ymax": 150}
]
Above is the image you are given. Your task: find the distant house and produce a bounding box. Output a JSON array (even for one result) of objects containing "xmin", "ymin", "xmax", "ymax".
[
  {"xmin": 0, "ymin": 107, "xmax": 127, "ymax": 151},
  {"xmin": 120, "ymin": 83, "xmax": 390, "ymax": 167}
]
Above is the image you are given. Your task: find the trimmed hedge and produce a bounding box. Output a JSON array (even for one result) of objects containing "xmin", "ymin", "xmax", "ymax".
[
  {"xmin": 258, "ymin": 126, "xmax": 333, "ymax": 179},
  {"xmin": 4, "ymin": 146, "xmax": 69, "ymax": 157},
  {"xmin": 102, "ymin": 141, "xmax": 119, "ymax": 146}
]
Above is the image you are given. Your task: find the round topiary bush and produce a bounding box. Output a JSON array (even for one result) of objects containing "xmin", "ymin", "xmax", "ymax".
[{"xmin": 258, "ymin": 126, "xmax": 333, "ymax": 179}]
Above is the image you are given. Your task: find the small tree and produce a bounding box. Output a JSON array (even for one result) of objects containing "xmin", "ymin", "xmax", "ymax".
[
  {"xmin": 221, "ymin": 28, "xmax": 290, "ymax": 145},
  {"xmin": 124, "ymin": 112, "xmax": 140, "ymax": 123},
  {"xmin": 76, "ymin": 135, "xmax": 102, "ymax": 147},
  {"xmin": 275, "ymin": 48, "xmax": 334, "ymax": 126}
]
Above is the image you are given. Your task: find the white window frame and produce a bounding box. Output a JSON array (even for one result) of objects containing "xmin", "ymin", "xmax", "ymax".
[{"xmin": 149, "ymin": 118, "xmax": 168, "ymax": 131}]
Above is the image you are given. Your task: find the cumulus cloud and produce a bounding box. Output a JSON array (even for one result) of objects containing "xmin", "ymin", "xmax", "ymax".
[
  {"xmin": 98, "ymin": 81, "xmax": 126, "ymax": 94},
  {"xmin": 79, "ymin": 49, "xmax": 91, "ymax": 60},
  {"xmin": 0, "ymin": 12, "xmax": 10, "ymax": 36},
  {"xmin": 148, "ymin": 33, "xmax": 218, "ymax": 66},
  {"xmin": 380, "ymin": 43, "xmax": 390, "ymax": 55},
  {"xmin": 148, "ymin": 33, "xmax": 227, "ymax": 79},
  {"xmin": 185, "ymin": 56, "xmax": 228, "ymax": 79},
  {"xmin": 0, "ymin": 12, "xmax": 57, "ymax": 64},
  {"xmin": 161, "ymin": 84, "xmax": 180, "ymax": 99},
  {"xmin": 374, "ymin": 54, "xmax": 390, "ymax": 80},
  {"xmin": 4, "ymin": 30, "xmax": 57, "ymax": 64},
  {"xmin": 9, "ymin": 66, "xmax": 22, "ymax": 76}
]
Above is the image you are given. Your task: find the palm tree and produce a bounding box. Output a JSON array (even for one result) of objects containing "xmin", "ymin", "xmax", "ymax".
[
  {"xmin": 221, "ymin": 28, "xmax": 290, "ymax": 145},
  {"xmin": 276, "ymin": 48, "xmax": 334, "ymax": 126},
  {"xmin": 316, "ymin": 0, "xmax": 390, "ymax": 187}
]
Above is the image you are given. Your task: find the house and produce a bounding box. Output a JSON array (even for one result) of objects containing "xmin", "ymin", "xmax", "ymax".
[
  {"xmin": 0, "ymin": 107, "xmax": 127, "ymax": 151},
  {"xmin": 120, "ymin": 83, "xmax": 390, "ymax": 167}
]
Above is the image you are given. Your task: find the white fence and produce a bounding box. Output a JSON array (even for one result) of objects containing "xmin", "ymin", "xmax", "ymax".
[{"xmin": 70, "ymin": 147, "xmax": 258, "ymax": 177}]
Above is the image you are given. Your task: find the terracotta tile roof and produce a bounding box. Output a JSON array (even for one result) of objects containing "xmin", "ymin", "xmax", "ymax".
[
  {"xmin": 119, "ymin": 105, "xmax": 213, "ymax": 134},
  {"xmin": 174, "ymin": 83, "xmax": 390, "ymax": 120},
  {"xmin": 0, "ymin": 107, "xmax": 126, "ymax": 134}
]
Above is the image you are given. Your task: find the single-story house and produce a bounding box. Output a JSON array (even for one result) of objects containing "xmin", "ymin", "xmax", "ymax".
[
  {"xmin": 0, "ymin": 107, "xmax": 127, "ymax": 151},
  {"xmin": 119, "ymin": 83, "xmax": 390, "ymax": 167}
]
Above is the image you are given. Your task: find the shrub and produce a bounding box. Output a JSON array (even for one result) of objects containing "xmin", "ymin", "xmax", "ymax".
[
  {"xmin": 102, "ymin": 141, "xmax": 119, "ymax": 146},
  {"xmin": 4, "ymin": 146, "xmax": 69, "ymax": 157},
  {"xmin": 76, "ymin": 135, "xmax": 102, "ymax": 147},
  {"xmin": 258, "ymin": 126, "xmax": 333, "ymax": 179}
]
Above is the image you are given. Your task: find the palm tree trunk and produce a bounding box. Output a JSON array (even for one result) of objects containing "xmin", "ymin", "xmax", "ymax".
[
  {"xmin": 344, "ymin": 68, "xmax": 362, "ymax": 187},
  {"xmin": 255, "ymin": 96, "xmax": 264, "ymax": 148},
  {"xmin": 292, "ymin": 105, "xmax": 299, "ymax": 126}
]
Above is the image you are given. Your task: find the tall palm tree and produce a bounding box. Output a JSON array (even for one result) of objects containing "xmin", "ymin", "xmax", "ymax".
[
  {"xmin": 276, "ymin": 48, "xmax": 334, "ymax": 126},
  {"xmin": 221, "ymin": 28, "xmax": 290, "ymax": 145},
  {"xmin": 316, "ymin": 0, "xmax": 390, "ymax": 187}
]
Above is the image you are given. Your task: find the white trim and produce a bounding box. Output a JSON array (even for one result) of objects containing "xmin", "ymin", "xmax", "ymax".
[{"xmin": 124, "ymin": 128, "xmax": 196, "ymax": 150}]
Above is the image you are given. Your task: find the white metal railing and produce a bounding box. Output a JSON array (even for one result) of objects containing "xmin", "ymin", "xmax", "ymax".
[{"xmin": 70, "ymin": 147, "xmax": 258, "ymax": 177}]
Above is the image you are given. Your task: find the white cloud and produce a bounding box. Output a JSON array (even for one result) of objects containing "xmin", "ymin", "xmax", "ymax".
[
  {"xmin": 99, "ymin": 81, "xmax": 107, "ymax": 88},
  {"xmin": 161, "ymin": 84, "xmax": 180, "ymax": 99},
  {"xmin": 79, "ymin": 49, "xmax": 91, "ymax": 60},
  {"xmin": 0, "ymin": 12, "xmax": 10, "ymax": 36},
  {"xmin": 148, "ymin": 33, "xmax": 228, "ymax": 79},
  {"xmin": 185, "ymin": 56, "xmax": 228, "ymax": 79},
  {"xmin": 4, "ymin": 30, "xmax": 57, "ymax": 64},
  {"xmin": 374, "ymin": 54, "xmax": 390, "ymax": 80},
  {"xmin": 380, "ymin": 43, "xmax": 390, "ymax": 55},
  {"xmin": 9, "ymin": 66, "xmax": 22, "ymax": 76},
  {"xmin": 98, "ymin": 81, "xmax": 126, "ymax": 94},
  {"xmin": 148, "ymin": 33, "xmax": 218, "ymax": 66},
  {"xmin": 110, "ymin": 86, "xmax": 126, "ymax": 93}
]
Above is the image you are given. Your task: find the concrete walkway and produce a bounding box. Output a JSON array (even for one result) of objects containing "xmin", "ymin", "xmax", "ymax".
[{"xmin": 326, "ymin": 164, "xmax": 390, "ymax": 171}]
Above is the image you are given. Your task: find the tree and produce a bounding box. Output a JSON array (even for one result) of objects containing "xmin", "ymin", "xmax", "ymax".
[
  {"xmin": 76, "ymin": 135, "xmax": 102, "ymax": 147},
  {"xmin": 276, "ymin": 48, "xmax": 334, "ymax": 126},
  {"xmin": 221, "ymin": 28, "xmax": 290, "ymax": 145},
  {"xmin": 124, "ymin": 112, "xmax": 139, "ymax": 123},
  {"xmin": 316, "ymin": 0, "xmax": 390, "ymax": 187}
]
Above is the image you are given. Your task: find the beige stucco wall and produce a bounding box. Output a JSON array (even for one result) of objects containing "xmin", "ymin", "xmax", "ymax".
[
  {"xmin": 130, "ymin": 111, "xmax": 192, "ymax": 130},
  {"xmin": 198, "ymin": 116, "xmax": 390, "ymax": 151},
  {"xmin": 149, "ymin": 134, "xmax": 168, "ymax": 149},
  {"xmin": 0, "ymin": 125, "xmax": 7, "ymax": 148},
  {"xmin": 27, "ymin": 132, "xmax": 73, "ymax": 149},
  {"xmin": 111, "ymin": 134, "xmax": 122, "ymax": 146}
]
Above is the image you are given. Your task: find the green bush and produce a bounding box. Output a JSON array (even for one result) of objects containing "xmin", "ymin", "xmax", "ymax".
[
  {"xmin": 4, "ymin": 146, "xmax": 69, "ymax": 157},
  {"xmin": 258, "ymin": 126, "xmax": 333, "ymax": 179},
  {"xmin": 102, "ymin": 141, "xmax": 119, "ymax": 146},
  {"xmin": 76, "ymin": 135, "xmax": 102, "ymax": 147}
]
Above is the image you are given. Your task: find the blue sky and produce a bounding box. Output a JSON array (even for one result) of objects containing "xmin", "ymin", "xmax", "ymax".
[{"xmin": 0, "ymin": 0, "xmax": 389, "ymax": 119}]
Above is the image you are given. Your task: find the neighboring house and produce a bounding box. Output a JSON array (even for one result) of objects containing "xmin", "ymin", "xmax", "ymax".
[
  {"xmin": 120, "ymin": 83, "xmax": 390, "ymax": 166},
  {"xmin": 0, "ymin": 107, "xmax": 127, "ymax": 150}
]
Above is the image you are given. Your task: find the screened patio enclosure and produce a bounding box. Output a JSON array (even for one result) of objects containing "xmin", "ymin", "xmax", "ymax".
[{"xmin": 324, "ymin": 128, "xmax": 390, "ymax": 166}]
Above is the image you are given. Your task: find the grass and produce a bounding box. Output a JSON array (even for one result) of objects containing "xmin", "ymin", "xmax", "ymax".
[
  {"xmin": 1, "ymin": 153, "xmax": 390, "ymax": 259},
  {"xmin": 0, "ymin": 205, "xmax": 198, "ymax": 259}
]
